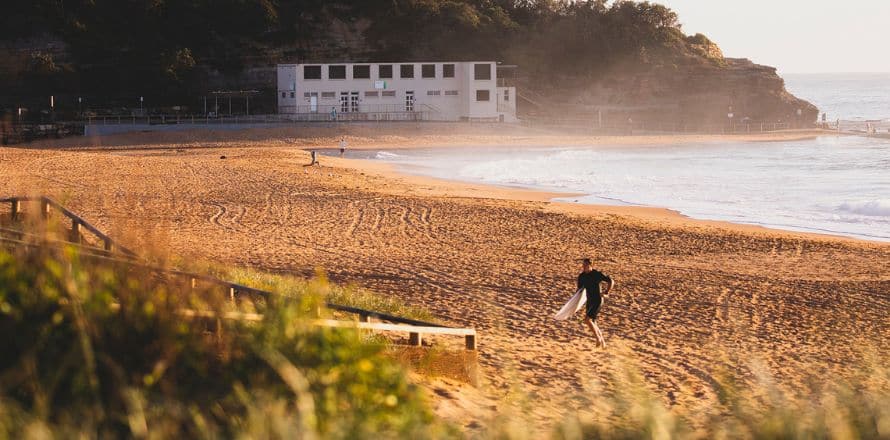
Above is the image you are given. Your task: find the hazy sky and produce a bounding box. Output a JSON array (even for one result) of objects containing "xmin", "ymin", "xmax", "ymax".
[{"xmin": 656, "ymin": 0, "xmax": 890, "ymax": 73}]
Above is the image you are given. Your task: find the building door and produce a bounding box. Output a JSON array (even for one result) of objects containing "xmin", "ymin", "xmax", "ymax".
[
  {"xmin": 340, "ymin": 93, "xmax": 349, "ymax": 113},
  {"xmin": 350, "ymin": 92, "xmax": 360, "ymax": 113},
  {"xmin": 405, "ymin": 91, "xmax": 414, "ymax": 112},
  {"xmin": 310, "ymin": 94, "xmax": 318, "ymax": 113}
]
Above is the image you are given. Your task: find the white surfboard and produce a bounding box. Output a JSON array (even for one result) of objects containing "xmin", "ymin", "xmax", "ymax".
[{"xmin": 554, "ymin": 288, "xmax": 587, "ymax": 321}]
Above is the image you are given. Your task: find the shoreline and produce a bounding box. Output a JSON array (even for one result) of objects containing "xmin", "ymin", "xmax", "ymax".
[
  {"xmin": 27, "ymin": 124, "xmax": 880, "ymax": 245},
  {"xmin": 321, "ymin": 148, "xmax": 883, "ymax": 247}
]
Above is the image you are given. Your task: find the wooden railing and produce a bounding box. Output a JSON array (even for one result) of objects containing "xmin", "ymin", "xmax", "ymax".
[
  {"xmin": 1, "ymin": 196, "xmax": 138, "ymax": 257},
  {"xmin": 0, "ymin": 196, "xmax": 478, "ymax": 350}
]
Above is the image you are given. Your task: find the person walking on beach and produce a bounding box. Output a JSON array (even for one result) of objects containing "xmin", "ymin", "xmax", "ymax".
[
  {"xmin": 338, "ymin": 138, "xmax": 348, "ymax": 157},
  {"xmin": 304, "ymin": 150, "xmax": 319, "ymax": 167},
  {"xmin": 577, "ymin": 258, "xmax": 614, "ymax": 348}
]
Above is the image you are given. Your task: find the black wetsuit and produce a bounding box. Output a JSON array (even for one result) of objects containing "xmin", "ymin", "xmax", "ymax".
[{"xmin": 577, "ymin": 270, "xmax": 612, "ymax": 320}]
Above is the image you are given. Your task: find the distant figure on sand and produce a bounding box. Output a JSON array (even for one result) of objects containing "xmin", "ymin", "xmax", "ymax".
[
  {"xmin": 338, "ymin": 138, "xmax": 348, "ymax": 157},
  {"xmin": 577, "ymin": 258, "xmax": 614, "ymax": 348},
  {"xmin": 305, "ymin": 150, "xmax": 319, "ymax": 167}
]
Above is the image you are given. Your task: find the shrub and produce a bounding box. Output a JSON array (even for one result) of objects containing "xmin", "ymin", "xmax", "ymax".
[{"xmin": 0, "ymin": 244, "xmax": 445, "ymax": 438}]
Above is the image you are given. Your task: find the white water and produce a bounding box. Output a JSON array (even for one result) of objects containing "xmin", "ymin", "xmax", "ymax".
[
  {"xmin": 369, "ymin": 136, "xmax": 890, "ymax": 241},
  {"xmin": 359, "ymin": 73, "xmax": 890, "ymax": 241}
]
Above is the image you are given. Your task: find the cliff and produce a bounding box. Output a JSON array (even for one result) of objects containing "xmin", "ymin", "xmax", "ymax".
[{"xmin": 530, "ymin": 58, "xmax": 818, "ymax": 127}]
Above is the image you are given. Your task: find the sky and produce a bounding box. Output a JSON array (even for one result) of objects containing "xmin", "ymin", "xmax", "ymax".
[{"xmin": 655, "ymin": 0, "xmax": 890, "ymax": 74}]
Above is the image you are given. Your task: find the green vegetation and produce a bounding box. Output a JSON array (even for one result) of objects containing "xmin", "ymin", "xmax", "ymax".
[
  {"xmin": 219, "ymin": 266, "xmax": 436, "ymax": 323},
  {"xmin": 0, "ymin": 244, "xmax": 449, "ymax": 438},
  {"xmin": 1, "ymin": 1, "xmax": 723, "ymax": 108}
]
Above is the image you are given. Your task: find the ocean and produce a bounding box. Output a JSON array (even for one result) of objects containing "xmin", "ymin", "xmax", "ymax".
[
  {"xmin": 367, "ymin": 74, "xmax": 890, "ymax": 242},
  {"xmin": 784, "ymin": 72, "xmax": 890, "ymax": 121}
]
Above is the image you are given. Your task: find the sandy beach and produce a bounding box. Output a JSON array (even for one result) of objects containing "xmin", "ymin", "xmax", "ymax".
[{"xmin": 2, "ymin": 124, "xmax": 887, "ymax": 431}]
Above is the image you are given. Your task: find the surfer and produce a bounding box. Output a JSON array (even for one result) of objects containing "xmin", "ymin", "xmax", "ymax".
[{"xmin": 578, "ymin": 258, "xmax": 614, "ymax": 348}]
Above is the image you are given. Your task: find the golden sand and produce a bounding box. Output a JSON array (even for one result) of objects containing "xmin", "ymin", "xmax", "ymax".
[{"xmin": 2, "ymin": 124, "xmax": 887, "ymax": 430}]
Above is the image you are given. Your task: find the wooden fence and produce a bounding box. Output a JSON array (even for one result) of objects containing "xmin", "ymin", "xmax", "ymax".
[
  {"xmin": 1, "ymin": 196, "xmax": 138, "ymax": 257},
  {"xmin": 0, "ymin": 196, "xmax": 477, "ymax": 350}
]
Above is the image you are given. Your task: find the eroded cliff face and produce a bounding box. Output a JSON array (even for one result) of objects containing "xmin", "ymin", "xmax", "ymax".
[{"xmin": 530, "ymin": 58, "xmax": 817, "ymax": 127}]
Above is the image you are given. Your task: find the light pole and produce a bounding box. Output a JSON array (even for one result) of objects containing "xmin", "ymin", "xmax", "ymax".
[{"xmin": 140, "ymin": 96, "xmax": 144, "ymax": 114}]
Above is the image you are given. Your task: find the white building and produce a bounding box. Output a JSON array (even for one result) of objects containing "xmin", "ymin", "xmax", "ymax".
[{"xmin": 277, "ymin": 62, "xmax": 516, "ymax": 122}]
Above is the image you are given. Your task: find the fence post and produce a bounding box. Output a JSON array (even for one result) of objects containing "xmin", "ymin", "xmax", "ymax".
[
  {"xmin": 70, "ymin": 219, "xmax": 82, "ymax": 243},
  {"xmin": 10, "ymin": 199, "xmax": 21, "ymax": 221},
  {"xmin": 408, "ymin": 332, "xmax": 422, "ymax": 346},
  {"xmin": 40, "ymin": 199, "xmax": 50, "ymax": 219}
]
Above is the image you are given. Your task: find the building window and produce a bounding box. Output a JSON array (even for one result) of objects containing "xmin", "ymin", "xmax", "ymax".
[
  {"xmin": 378, "ymin": 64, "xmax": 393, "ymax": 79},
  {"xmin": 421, "ymin": 64, "xmax": 435, "ymax": 78},
  {"xmin": 290, "ymin": 92, "xmax": 295, "ymax": 98},
  {"xmin": 444, "ymin": 90, "xmax": 458, "ymax": 96},
  {"xmin": 304, "ymin": 92, "xmax": 311, "ymax": 98},
  {"xmin": 353, "ymin": 65, "xmax": 371, "ymax": 79},
  {"xmin": 400, "ymin": 64, "xmax": 414, "ymax": 79},
  {"xmin": 329, "ymin": 65, "xmax": 346, "ymax": 80},
  {"xmin": 321, "ymin": 92, "xmax": 336, "ymax": 99},
  {"xmin": 304, "ymin": 65, "xmax": 321, "ymax": 80},
  {"xmin": 365, "ymin": 91, "xmax": 379, "ymax": 97},
  {"xmin": 504, "ymin": 89, "xmax": 510, "ymax": 101},
  {"xmin": 476, "ymin": 90, "xmax": 490, "ymax": 101},
  {"xmin": 443, "ymin": 64, "xmax": 455, "ymax": 78},
  {"xmin": 427, "ymin": 90, "xmax": 441, "ymax": 96},
  {"xmin": 281, "ymin": 92, "xmax": 286, "ymax": 98},
  {"xmin": 474, "ymin": 63, "xmax": 491, "ymax": 80},
  {"xmin": 382, "ymin": 90, "xmax": 396, "ymax": 97}
]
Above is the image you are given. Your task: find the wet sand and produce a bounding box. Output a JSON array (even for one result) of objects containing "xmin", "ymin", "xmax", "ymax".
[{"xmin": 2, "ymin": 125, "xmax": 887, "ymax": 431}]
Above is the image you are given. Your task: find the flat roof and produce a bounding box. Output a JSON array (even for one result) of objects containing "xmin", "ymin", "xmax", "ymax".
[{"xmin": 280, "ymin": 61, "xmax": 498, "ymax": 66}]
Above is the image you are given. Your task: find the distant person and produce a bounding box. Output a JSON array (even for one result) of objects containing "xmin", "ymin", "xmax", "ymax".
[
  {"xmin": 577, "ymin": 258, "xmax": 614, "ymax": 348},
  {"xmin": 627, "ymin": 117, "xmax": 634, "ymax": 135},
  {"xmin": 304, "ymin": 150, "xmax": 319, "ymax": 167},
  {"xmin": 338, "ymin": 138, "xmax": 348, "ymax": 157},
  {"xmin": 330, "ymin": 107, "xmax": 338, "ymax": 121}
]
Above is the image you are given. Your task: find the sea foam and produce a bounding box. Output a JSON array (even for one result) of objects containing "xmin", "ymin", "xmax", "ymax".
[{"xmin": 374, "ymin": 137, "xmax": 890, "ymax": 241}]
